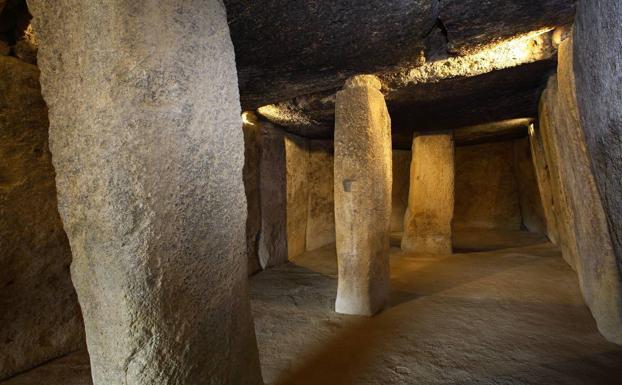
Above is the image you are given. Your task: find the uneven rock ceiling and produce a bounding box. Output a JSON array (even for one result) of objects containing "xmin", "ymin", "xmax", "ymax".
[{"xmin": 225, "ymin": 0, "xmax": 576, "ymax": 148}]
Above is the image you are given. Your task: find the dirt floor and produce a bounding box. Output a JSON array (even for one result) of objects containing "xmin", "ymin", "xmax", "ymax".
[{"xmin": 4, "ymin": 231, "xmax": 622, "ymax": 385}]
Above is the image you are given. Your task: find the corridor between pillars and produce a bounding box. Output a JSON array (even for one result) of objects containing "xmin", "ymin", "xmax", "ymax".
[
  {"xmin": 402, "ymin": 134, "xmax": 455, "ymax": 254},
  {"xmin": 333, "ymin": 75, "xmax": 392, "ymax": 316}
]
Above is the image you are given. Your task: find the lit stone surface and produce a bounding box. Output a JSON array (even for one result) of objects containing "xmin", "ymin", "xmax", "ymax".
[
  {"xmin": 453, "ymin": 141, "xmax": 521, "ymax": 231},
  {"xmin": 334, "ymin": 75, "xmax": 392, "ymax": 316},
  {"xmin": 0, "ymin": 56, "xmax": 84, "ymax": 380},
  {"xmin": 538, "ymin": 37, "xmax": 622, "ymax": 344},
  {"xmin": 285, "ymin": 134, "xmax": 310, "ymax": 260},
  {"xmin": 528, "ymin": 124, "xmax": 560, "ymax": 245},
  {"xmin": 29, "ymin": 1, "xmax": 262, "ymax": 384},
  {"xmin": 242, "ymin": 113, "xmax": 262, "ymax": 275},
  {"xmin": 574, "ymin": 0, "xmax": 622, "ymax": 322},
  {"xmin": 513, "ymin": 137, "xmax": 547, "ymax": 234},
  {"xmin": 402, "ymin": 134, "xmax": 454, "ymax": 254},
  {"xmin": 391, "ymin": 150, "xmax": 412, "ymax": 233},
  {"xmin": 258, "ymin": 123, "xmax": 288, "ymax": 269},
  {"xmin": 306, "ymin": 140, "xmax": 336, "ymax": 251}
]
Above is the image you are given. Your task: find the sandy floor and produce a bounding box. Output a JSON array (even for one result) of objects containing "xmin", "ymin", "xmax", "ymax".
[{"xmin": 4, "ymin": 232, "xmax": 622, "ymax": 384}]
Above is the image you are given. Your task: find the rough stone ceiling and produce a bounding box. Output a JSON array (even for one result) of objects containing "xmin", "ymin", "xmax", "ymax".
[{"xmin": 225, "ymin": 0, "xmax": 575, "ymax": 144}]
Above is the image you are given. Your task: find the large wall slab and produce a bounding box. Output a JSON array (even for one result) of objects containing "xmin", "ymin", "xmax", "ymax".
[
  {"xmin": 243, "ymin": 115, "xmax": 262, "ymax": 275},
  {"xmin": 285, "ymin": 134, "xmax": 310, "ymax": 260},
  {"xmin": 529, "ymin": 124, "xmax": 560, "ymax": 244},
  {"xmin": 306, "ymin": 140, "xmax": 335, "ymax": 251},
  {"xmin": 574, "ymin": 0, "xmax": 622, "ymax": 305},
  {"xmin": 453, "ymin": 141, "xmax": 522, "ymax": 231},
  {"xmin": 537, "ymin": 37, "xmax": 622, "ymax": 344},
  {"xmin": 402, "ymin": 134, "xmax": 454, "ymax": 254},
  {"xmin": 391, "ymin": 150, "xmax": 411, "ymax": 233},
  {"xmin": 0, "ymin": 56, "xmax": 84, "ymax": 380},
  {"xmin": 514, "ymin": 137, "xmax": 547, "ymax": 234},
  {"xmin": 30, "ymin": 1, "xmax": 263, "ymax": 383}
]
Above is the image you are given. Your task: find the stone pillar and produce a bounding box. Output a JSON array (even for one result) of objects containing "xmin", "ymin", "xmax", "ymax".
[
  {"xmin": 402, "ymin": 134, "xmax": 454, "ymax": 254},
  {"xmin": 334, "ymin": 75, "xmax": 392, "ymax": 316},
  {"xmin": 29, "ymin": 1, "xmax": 262, "ymax": 384},
  {"xmin": 258, "ymin": 123, "xmax": 288, "ymax": 268},
  {"xmin": 242, "ymin": 112, "xmax": 262, "ymax": 276},
  {"xmin": 285, "ymin": 134, "xmax": 310, "ymax": 260}
]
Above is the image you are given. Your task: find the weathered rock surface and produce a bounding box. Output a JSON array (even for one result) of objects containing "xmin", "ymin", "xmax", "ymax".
[
  {"xmin": 226, "ymin": 0, "xmax": 574, "ymax": 111},
  {"xmin": 453, "ymin": 119, "xmax": 532, "ymax": 146},
  {"xmin": 454, "ymin": 141, "xmax": 522, "ymax": 231},
  {"xmin": 514, "ymin": 137, "xmax": 547, "ymax": 234},
  {"xmin": 285, "ymin": 134, "xmax": 310, "ymax": 260},
  {"xmin": 258, "ymin": 123, "xmax": 288, "ymax": 269},
  {"xmin": 537, "ymin": 37, "xmax": 622, "ymax": 344},
  {"xmin": 226, "ymin": 0, "xmax": 437, "ymax": 109},
  {"xmin": 257, "ymin": 32, "xmax": 558, "ymax": 148},
  {"xmin": 574, "ymin": 0, "xmax": 622, "ymax": 296},
  {"xmin": 334, "ymin": 75, "xmax": 391, "ymax": 315},
  {"xmin": 440, "ymin": 0, "xmax": 575, "ymax": 54},
  {"xmin": 29, "ymin": 1, "xmax": 262, "ymax": 384},
  {"xmin": 0, "ymin": 55, "xmax": 84, "ymax": 380},
  {"xmin": 391, "ymin": 150, "xmax": 411, "ymax": 233},
  {"xmin": 402, "ymin": 134, "xmax": 454, "ymax": 254},
  {"xmin": 305, "ymin": 140, "xmax": 335, "ymax": 251},
  {"xmin": 529, "ymin": 123, "xmax": 560, "ymax": 244},
  {"xmin": 243, "ymin": 113, "xmax": 262, "ymax": 275}
]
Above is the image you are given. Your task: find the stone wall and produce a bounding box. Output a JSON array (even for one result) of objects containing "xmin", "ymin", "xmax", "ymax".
[
  {"xmin": 574, "ymin": 1, "xmax": 622, "ymax": 336},
  {"xmin": 243, "ymin": 115, "xmax": 262, "ymax": 275},
  {"xmin": 537, "ymin": 36, "xmax": 622, "ymax": 344},
  {"xmin": 514, "ymin": 137, "xmax": 547, "ymax": 234},
  {"xmin": 453, "ymin": 141, "xmax": 522, "ymax": 231},
  {"xmin": 391, "ymin": 150, "xmax": 411, "ymax": 233},
  {"xmin": 0, "ymin": 56, "xmax": 84, "ymax": 379},
  {"xmin": 245, "ymin": 122, "xmax": 336, "ymax": 264},
  {"xmin": 306, "ymin": 140, "xmax": 335, "ymax": 251},
  {"xmin": 285, "ymin": 134, "xmax": 310, "ymax": 259}
]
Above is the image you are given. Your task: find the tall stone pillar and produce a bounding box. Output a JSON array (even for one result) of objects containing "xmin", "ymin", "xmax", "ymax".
[
  {"xmin": 29, "ymin": 1, "xmax": 262, "ymax": 384},
  {"xmin": 334, "ymin": 75, "xmax": 392, "ymax": 316},
  {"xmin": 402, "ymin": 134, "xmax": 454, "ymax": 254}
]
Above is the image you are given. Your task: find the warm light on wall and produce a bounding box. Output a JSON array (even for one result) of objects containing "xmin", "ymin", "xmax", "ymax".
[
  {"xmin": 242, "ymin": 111, "xmax": 256, "ymax": 125},
  {"xmin": 385, "ymin": 28, "xmax": 555, "ymax": 91}
]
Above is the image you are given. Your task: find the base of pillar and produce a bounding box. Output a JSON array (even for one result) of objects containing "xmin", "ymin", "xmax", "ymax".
[
  {"xmin": 335, "ymin": 295, "xmax": 386, "ymax": 316},
  {"xmin": 335, "ymin": 279, "xmax": 389, "ymax": 316},
  {"xmin": 401, "ymin": 235, "xmax": 452, "ymax": 255}
]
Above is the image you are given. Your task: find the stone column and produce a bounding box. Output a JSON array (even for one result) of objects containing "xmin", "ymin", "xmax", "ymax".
[
  {"xmin": 258, "ymin": 123, "xmax": 288, "ymax": 268},
  {"xmin": 29, "ymin": 1, "xmax": 262, "ymax": 384},
  {"xmin": 334, "ymin": 75, "xmax": 392, "ymax": 316},
  {"xmin": 401, "ymin": 134, "xmax": 454, "ymax": 254}
]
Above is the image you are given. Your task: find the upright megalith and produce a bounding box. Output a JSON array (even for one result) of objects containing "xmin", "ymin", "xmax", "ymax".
[
  {"xmin": 402, "ymin": 134, "xmax": 454, "ymax": 254},
  {"xmin": 574, "ymin": 0, "xmax": 622, "ymax": 313},
  {"xmin": 537, "ymin": 35, "xmax": 622, "ymax": 344},
  {"xmin": 0, "ymin": 56, "xmax": 84, "ymax": 380},
  {"xmin": 334, "ymin": 75, "xmax": 392, "ymax": 316},
  {"xmin": 29, "ymin": 1, "xmax": 262, "ymax": 384},
  {"xmin": 528, "ymin": 124, "xmax": 560, "ymax": 245}
]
